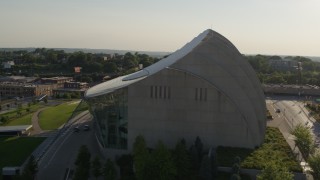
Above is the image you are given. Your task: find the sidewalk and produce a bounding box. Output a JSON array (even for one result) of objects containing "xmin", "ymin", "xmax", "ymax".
[{"xmin": 31, "ymin": 107, "xmax": 48, "ymax": 135}]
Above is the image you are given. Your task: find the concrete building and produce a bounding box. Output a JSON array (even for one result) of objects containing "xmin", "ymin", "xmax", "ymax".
[
  {"xmin": 0, "ymin": 82, "xmax": 55, "ymax": 98},
  {"xmin": 40, "ymin": 77, "xmax": 73, "ymax": 88},
  {"xmin": 52, "ymin": 81, "xmax": 88, "ymax": 97},
  {"xmin": 85, "ymin": 29, "xmax": 266, "ymax": 157},
  {"xmin": 269, "ymin": 59, "xmax": 298, "ymax": 71}
]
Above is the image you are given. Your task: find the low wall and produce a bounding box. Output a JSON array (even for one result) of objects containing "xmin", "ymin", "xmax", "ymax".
[{"xmin": 218, "ymin": 167, "xmax": 306, "ymax": 180}]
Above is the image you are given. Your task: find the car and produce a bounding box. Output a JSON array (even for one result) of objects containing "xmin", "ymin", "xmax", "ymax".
[
  {"xmin": 74, "ymin": 127, "xmax": 80, "ymax": 132},
  {"xmin": 83, "ymin": 125, "xmax": 90, "ymax": 131},
  {"xmin": 276, "ymin": 109, "xmax": 281, "ymax": 113}
]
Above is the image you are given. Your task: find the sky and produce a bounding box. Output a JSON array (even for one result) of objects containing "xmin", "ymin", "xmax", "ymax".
[{"xmin": 0, "ymin": 0, "xmax": 320, "ymax": 56}]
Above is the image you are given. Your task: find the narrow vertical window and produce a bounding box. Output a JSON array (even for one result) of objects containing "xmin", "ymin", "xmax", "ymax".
[
  {"xmin": 200, "ymin": 88, "xmax": 202, "ymax": 101},
  {"xmin": 195, "ymin": 88, "xmax": 198, "ymax": 100},
  {"xmin": 168, "ymin": 87, "xmax": 171, "ymax": 99},
  {"xmin": 164, "ymin": 86, "xmax": 167, "ymax": 99},
  {"xmin": 150, "ymin": 86, "xmax": 153, "ymax": 98},
  {"xmin": 159, "ymin": 86, "xmax": 162, "ymax": 98},
  {"xmin": 155, "ymin": 86, "xmax": 158, "ymax": 98},
  {"xmin": 204, "ymin": 88, "xmax": 207, "ymax": 101}
]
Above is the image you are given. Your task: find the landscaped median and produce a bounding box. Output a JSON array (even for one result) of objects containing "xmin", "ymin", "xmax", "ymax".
[
  {"xmin": 38, "ymin": 101, "xmax": 80, "ymax": 130},
  {"xmin": 217, "ymin": 127, "xmax": 303, "ymax": 177}
]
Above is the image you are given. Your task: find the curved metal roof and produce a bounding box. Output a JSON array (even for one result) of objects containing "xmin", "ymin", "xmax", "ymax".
[{"xmin": 85, "ymin": 29, "xmax": 210, "ymax": 98}]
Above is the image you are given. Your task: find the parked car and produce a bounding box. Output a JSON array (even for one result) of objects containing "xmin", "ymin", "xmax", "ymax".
[
  {"xmin": 276, "ymin": 109, "xmax": 281, "ymax": 113},
  {"xmin": 83, "ymin": 125, "xmax": 90, "ymax": 131},
  {"xmin": 74, "ymin": 127, "xmax": 80, "ymax": 132}
]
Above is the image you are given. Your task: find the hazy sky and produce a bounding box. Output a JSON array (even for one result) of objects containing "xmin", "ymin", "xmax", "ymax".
[{"xmin": 1, "ymin": 0, "xmax": 319, "ymax": 56}]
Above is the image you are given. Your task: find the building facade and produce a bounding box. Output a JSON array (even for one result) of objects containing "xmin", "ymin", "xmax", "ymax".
[
  {"xmin": 85, "ymin": 29, "xmax": 266, "ymax": 157},
  {"xmin": 0, "ymin": 82, "xmax": 55, "ymax": 98}
]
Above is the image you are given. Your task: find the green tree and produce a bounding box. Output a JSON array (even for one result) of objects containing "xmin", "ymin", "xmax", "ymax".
[
  {"xmin": 63, "ymin": 93, "xmax": 71, "ymax": 100},
  {"xmin": 133, "ymin": 135, "xmax": 150, "ymax": 180},
  {"xmin": 73, "ymin": 145, "xmax": 91, "ymax": 180},
  {"xmin": 103, "ymin": 159, "xmax": 117, "ymax": 180},
  {"xmin": 148, "ymin": 141, "xmax": 176, "ymax": 180},
  {"xmin": 292, "ymin": 124, "xmax": 315, "ymax": 159},
  {"xmin": 257, "ymin": 161, "xmax": 293, "ymax": 180},
  {"xmin": 92, "ymin": 156, "xmax": 102, "ymax": 179},
  {"xmin": 195, "ymin": 136, "xmax": 203, "ymax": 159},
  {"xmin": 172, "ymin": 139, "xmax": 191, "ymax": 179},
  {"xmin": 199, "ymin": 155, "xmax": 212, "ymax": 180},
  {"xmin": 21, "ymin": 155, "xmax": 38, "ymax": 180},
  {"xmin": 308, "ymin": 150, "xmax": 320, "ymax": 180},
  {"xmin": 44, "ymin": 98, "xmax": 48, "ymax": 104},
  {"xmin": 104, "ymin": 62, "xmax": 118, "ymax": 73}
]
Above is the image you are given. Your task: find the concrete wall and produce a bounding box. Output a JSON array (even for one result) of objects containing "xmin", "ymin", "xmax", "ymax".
[
  {"xmin": 127, "ymin": 68, "xmax": 254, "ymax": 151},
  {"xmin": 171, "ymin": 33, "xmax": 266, "ymax": 146}
]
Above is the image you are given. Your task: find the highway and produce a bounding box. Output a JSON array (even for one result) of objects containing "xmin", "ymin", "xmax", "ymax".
[{"xmin": 36, "ymin": 113, "xmax": 103, "ymax": 180}]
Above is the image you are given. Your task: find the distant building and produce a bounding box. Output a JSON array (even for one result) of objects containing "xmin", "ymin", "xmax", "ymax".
[
  {"xmin": 0, "ymin": 82, "xmax": 55, "ymax": 98},
  {"xmin": 103, "ymin": 54, "xmax": 113, "ymax": 61},
  {"xmin": 269, "ymin": 59, "xmax": 298, "ymax": 71},
  {"xmin": 0, "ymin": 76, "xmax": 38, "ymax": 83},
  {"xmin": 40, "ymin": 77, "xmax": 73, "ymax": 88},
  {"xmin": 52, "ymin": 81, "xmax": 89, "ymax": 97},
  {"xmin": 2, "ymin": 61, "xmax": 15, "ymax": 69}
]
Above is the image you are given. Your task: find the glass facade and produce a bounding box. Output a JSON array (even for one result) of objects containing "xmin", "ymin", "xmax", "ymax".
[{"xmin": 86, "ymin": 88, "xmax": 128, "ymax": 149}]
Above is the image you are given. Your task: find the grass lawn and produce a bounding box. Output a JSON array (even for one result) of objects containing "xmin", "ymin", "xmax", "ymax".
[
  {"xmin": 0, "ymin": 136, "xmax": 45, "ymax": 179},
  {"xmin": 38, "ymin": 101, "xmax": 79, "ymax": 130},
  {"xmin": 1, "ymin": 104, "xmax": 44, "ymax": 126},
  {"xmin": 5, "ymin": 114, "xmax": 33, "ymax": 126},
  {"xmin": 217, "ymin": 127, "xmax": 302, "ymax": 172}
]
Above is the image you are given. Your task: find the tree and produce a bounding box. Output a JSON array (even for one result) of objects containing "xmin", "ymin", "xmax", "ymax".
[
  {"xmin": 172, "ymin": 139, "xmax": 191, "ymax": 179},
  {"xmin": 149, "ymin": 141, "xmax": 176, "ymax": 180},
  {"xmin": 21, "ymin": 155, "xmax": 38, "ymax": 180},
  {"xmin": 43, "ymin": 98, "xmax": 48, "ymax": 104},
  {"xmin": 73, "ymin": 145, "xmax": 91, "ymax": 180},
  {"xmin": 292, "ymin": 124, "xmax": 315, "ymax": 159},
  {"xmin": 308, "ymin": 149, "xmax": 320, "ymax": 180},
  {"xmin": 103, "ymin": 159, "xmax": 117, "ymax": 180},
  {"xmin": 195, "ymin": 136, "xmax": 203, "ymax": 159},
  {"xmin": 92, "ymin": 156, "xmax": 102, "ymax": 179},
  {"xmin": 104, "ymin": 62, "xmax": 118, "ymax": 73},
  {"xmin": 199, "ymin": 155, "xmax": 212, "ymax": 180},
  {"xmin": 133, "ymin": 135, "xmax": 150, "ymax": 180},
  {"xmin": 63, "ymin": 93, "xmax": 71, "ymax": 100},
  {"xmin": 256, "ymin": 161, "xmax": 293, "ymax": 180}
]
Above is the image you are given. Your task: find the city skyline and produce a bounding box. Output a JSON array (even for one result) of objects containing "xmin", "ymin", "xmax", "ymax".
[{"xmin": 1, "ymin": 0, "xmax": 320, "ymax": 56}]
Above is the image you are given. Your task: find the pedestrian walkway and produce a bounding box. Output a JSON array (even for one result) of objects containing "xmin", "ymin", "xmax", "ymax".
[{"xmin": 31, "ymin": 107, "xmax": 48, "ymax": 135}]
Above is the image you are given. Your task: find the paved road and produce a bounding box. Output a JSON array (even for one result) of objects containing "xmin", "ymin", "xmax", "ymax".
[
  {"xmin": 266, "ymin": 95, "xmax": 320, "ymax": 179},
  {"xmin": 267, "ymin": 96, "xmax": 320, "ymax": 146},
  {"xmin": 36, "ymin": 113, "xmax": 103, "ymax": 180}
]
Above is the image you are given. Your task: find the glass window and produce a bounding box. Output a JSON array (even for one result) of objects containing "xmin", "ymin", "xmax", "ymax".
[{"xmin": 86, "ymin": 88, "xmax": 128, "ymax": 149}]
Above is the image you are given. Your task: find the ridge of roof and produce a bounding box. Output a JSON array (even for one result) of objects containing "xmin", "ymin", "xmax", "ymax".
[{"xmin": 85, "ymin": 29, "xmax": 211, "ymax": 98}]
